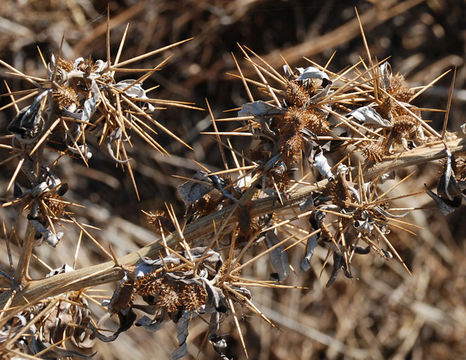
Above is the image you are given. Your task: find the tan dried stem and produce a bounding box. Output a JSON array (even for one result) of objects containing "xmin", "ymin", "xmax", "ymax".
[{"xmin": 13, "ymin": 223, "xmax": 36, "ymax": 285}]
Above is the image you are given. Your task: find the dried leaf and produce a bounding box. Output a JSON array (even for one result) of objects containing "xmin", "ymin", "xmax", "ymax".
[
  {"xmin": 311, "ymin": 149, "xmax": 334, "ymax": 180},
  {"xmin": 136, "ymin": 313, "xmax": 165, "ymax": 332},
  {"xmin": 13, "ymin": 182, "xmax": 23, "ymax": 198},
  {"xmin": 172, "ymin": 310, "xmax": 191, "ymax": 360},
  {"xmin": 426, "ymin": 188, "xmax": 460, "ymax": 215},
  {"xmin": 326, "ymin": 251, "xmax": 343, "ymax": 287},
  {"xmin": 348, "ymin": 105, "xmax": 392, "ymax": 128},
  {"xmin": 353, "ymin": 211, "xmax": 374, "ymax": 234},
  {"xmin": 352, "ymin": 245, "xmax": 370, "ymax": 254},
  {"xmin": 301, "ymin": 234, "xmax": 318, "ymax": 272},
  {"xmin": 374, "ymin": 206, "xmax": 408, "ymax": 219},
  {"xmin": 296, "ymin": 66, "xmax": 330, "ymax": 82},
  {"xmin": 238, "ymin": 100, "xmax": 286, "ymax": 117},
  {"xmin": 81, "ymin": 79, "xmax": 100, "ymax": 121},
  {"xmin": 265, "ymin": 230, "xmax": 290, "ymax": 281},
  {"xmin": 115, "ymin": 79, "xmax": 155, "ymax": 112},
  {"xmin": 46, "ymin": 264, "xmax": 74, "ymax": 277},
  {"xmin": 7, "ymin": 90, "xmax": 50, "ymax": 143},
  {"xmin": 177, "ymin": 171, "xmax": 212, "ymax": 207},
  {"xmin": 299, "ymin": 195, "xmax": 315, "ymax": 212},
  {"xmin": 89, "ymin": 309, "xmax": 137, "ymax": 342},
  {"xmin": 283, "ymin": 64, "xmax": 293, "ymax": 78},
  {"xmin": 30, "ymin": 337, "xmax": 95, "ymax": 359},
  {"xmin": 29, "ymin": 219, "xmax": 63, "ymax": 247}
]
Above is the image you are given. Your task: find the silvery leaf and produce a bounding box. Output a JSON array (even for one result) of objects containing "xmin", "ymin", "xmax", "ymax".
[
  {"xmin": 80, "ymin": 79, "xmax": 101, "ymax": 122},
  {"xmin": 209, "ymin": 312, "xmax": 220, "ymax": 338},
  {"xmin": 177, "ymin": 171, "xmax": 212, "ymax": 207},
  {"xmin": 265, "ymin": 230, "xmax": 290, "ymax": 281},
  {"xmin": 136, "ymin": 314, "xmax": 165, "ymax": 332},
  {"xmin": 29, "ymin": 219, "xmax": 62, "ymax": 247},
  {"xmin": 115, "ymin": 80, "xmax": 154, "ymax": 112},
  {"xmin": 283, "ymin": 64, "xmax": 293, "ymax": 78},
  {"xmin": 380, "ymin": 171, "xmax": 395, "ymax": 183},
  {"xmin": 299, "ymin": 196, "xmax": 315, "ymax": 212},
  {"xmin": 296, "ymin": 66, "xmax": 330, "ymax": 82},
  {"xmin": 353, "ymin": 211, "xmax": 374, "ymax": 234},
  {"xmin": 437, "ymin": 150, "xmax": 458, "ymax": 201},
  {"xmin": 93, "ymin": 59, "xmax": 106, "ymax": 73},
  {"xmin": 230, "ymin": 285, "xmax": 252, "ymax": 300},
  {"xmin": 200, "ymin": 278, "xmax": 224, "ymax": 311},
  {"xmin": 426, "ymin": 188, "xmax": 460, "ymax": 216},
  {"xmin": 238, "ymin": 100, "xmax": 286, "ymax": 117},
  {"xmin": 326, "ymin": 251, "xmax": 343, "ymax": 287},
  {"xmin": 30, "ymin": 337, "xmax": 94, "ymax": 359},
  {"xmin": 68, "ymin": 143, "xmax": 92, "ymax": 159},
  {"xmin": 348, "ymin": 106, "xmax": 392, "ymax": 127},
  {"xmin": 73, "ymin": 57, "xmax": 84, "ymax": 70},
  {"xmin": 173, "ymin": 311, "xmax": 191, "ymax": 360},
  {"xmin": 301, "ymin": 234, "xmax": 318, "ymax": 272},
  {"xmin": 312, "ymin": 149, "xmax": 333, "ymax": 180},
  {"xmin": 89, "ymin": 309, "xmax": 136, "ymax": 342},
  {"xmin": 308, "ymin": 83, "xmax": 332, "ymax": 104},
  {"xmin": 8, "ymin": 90, "xmax": 50, "ymax": 143}
]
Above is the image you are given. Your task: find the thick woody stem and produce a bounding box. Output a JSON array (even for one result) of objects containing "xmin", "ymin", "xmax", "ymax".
[{"xmin": 1, "ymin": 137, "xmax": 464, "ymax": 308}]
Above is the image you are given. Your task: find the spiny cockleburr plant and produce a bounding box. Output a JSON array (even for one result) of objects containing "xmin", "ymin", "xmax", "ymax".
[
  {"xmin": 0, "ymin": 25, "xmax": 194, "ymax": 278},
  {"xmin": 91, "ymin": 245, "xmax": 263, "ymax": 359},
  {"xmin": 197, "ymin": 44, "xmax": 465, "ymax": 287},
  {"xmin": 1, "ymin": 24, "xmax": 465, "ymax": 360},
  {"xmin": 0, "ymin": 22, "xmax": 198, "ymax": 358},
  {"xmin": 0, "ymin": 265, "xmax": 94, "ymax": 359}
]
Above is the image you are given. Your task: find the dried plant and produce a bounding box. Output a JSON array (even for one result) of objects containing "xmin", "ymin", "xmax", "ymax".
[{"xmin": 0, "ymin": 10, "xmax": 465, "ymax": 360}]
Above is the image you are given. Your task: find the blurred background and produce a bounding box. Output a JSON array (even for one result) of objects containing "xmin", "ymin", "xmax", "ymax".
[{"xmin": 0, "ymin": 0, "xmax": 464, "ymax": 359}]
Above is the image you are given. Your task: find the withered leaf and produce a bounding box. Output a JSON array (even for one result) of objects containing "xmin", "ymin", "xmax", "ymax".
[
  {"xmin": 30, "ymin": 337, "xmax": 95, "ymax": 359},
  {"xmin": 89, "ymin": 309, "xmax": 136, "ymax": 342},
  {"xmin": 283, "ymin": 64, "xmax": 293, "ymax": 78},
  {"xmin": 81, "ymin": 79, "xmax": 100, "ymax": 122},
  {"xmin": 265, "ymin": 230, "xmax": 290, "ymax": 281},
  {"xmin": 177, "ymin": 171, "xmax": 212, "ymax": 207},
  {"xmin": 426, "ymin": 188, "xmax": 461, "ymax": 216},
  {"xmin": 296, "ymin": 66, "xmax": 330, "ymax": 82},
  {"xmin": 136, "ymin": 312, "xmax": 165, "ymax": 332},
  {"xmin": 172, "ymin": 310, "xmax": 191, "ymax": 360},
  {"xmin": 238, "ymin": 100, "xmax": 286, "ymax": 117},
  {"xmin": 29, "ymin": 219, "xmax": 63, "ymax": 247},
  {"xmin": 301, "ymin": 234, "xmax": 318, "ymax": 272},
  {"xmin": 115, "ymin": 79, "xmax": 155, "ymax": 113},
  {"xmin": 299, "ymin": 195, "xmax": 315, "ymax": 212},
  {"xmin": 311, "ymin": 149, "xmax": 334, "ymax": 180},
  {"xmin": 326, "ymin": 251, "xmax": 343, "ymax": 287},
  {"xmin": 348, "ymin": 106, "xmax": 392, "ymax": 128}
]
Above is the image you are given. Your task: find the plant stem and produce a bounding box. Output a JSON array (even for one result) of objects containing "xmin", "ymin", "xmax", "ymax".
[
  {"xmin": 13, "ymin": 222, "xmax": 36, "ymax": 285},
  {"xmin": 1, "ymin": 137, "xmax": 464, "ymax": 308}
]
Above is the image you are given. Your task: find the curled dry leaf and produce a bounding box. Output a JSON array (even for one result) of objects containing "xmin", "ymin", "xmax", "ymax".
[
  {"xmin": 238, "ymin": 100, "xmax": 287, "ymax": 117},
  {"xmin": 265, "ymin": 230, "xmax": 290, "ymax": 281},
  {"xmin": 348, "ymin": 105, "xmax": 392, "ymax": 128}
]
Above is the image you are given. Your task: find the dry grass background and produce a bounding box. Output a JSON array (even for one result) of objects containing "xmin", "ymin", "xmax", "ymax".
[{"xmin": 0, "ymin": 0, "xmax": 465, "ymax": 359}]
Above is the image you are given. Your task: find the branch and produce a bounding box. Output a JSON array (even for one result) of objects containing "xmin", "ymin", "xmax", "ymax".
[{"xmin": 2, "ymin": 137, "xmax": 464, "ymax": 308}]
